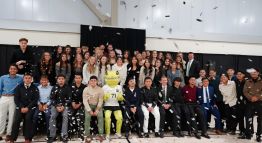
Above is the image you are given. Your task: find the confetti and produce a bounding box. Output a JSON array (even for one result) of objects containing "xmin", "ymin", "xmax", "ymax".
[
  {"xmin": 196, "ymin": 18, "xmax": 203, "ymax": 22},
  {"xmin": 213, "ymin": 6, "xmax": 218, "ymax": 9}
]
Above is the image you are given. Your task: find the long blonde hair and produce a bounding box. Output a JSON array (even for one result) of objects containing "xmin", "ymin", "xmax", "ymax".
[{"xmin": 87, "ymin": 56, "xmax": 96, "ymax": 74}]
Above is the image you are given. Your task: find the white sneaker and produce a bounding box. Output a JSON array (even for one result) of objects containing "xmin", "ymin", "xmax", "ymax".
[
  {"xmin": 105, "ymin": 135, "xmax": 110, "ymax": 140},
  {"xmin": 115, "ymin": 133, "xmax": 122, "ymax": 138}
]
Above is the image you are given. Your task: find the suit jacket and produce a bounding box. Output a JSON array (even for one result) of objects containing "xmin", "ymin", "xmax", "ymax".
[
  {"xmin": 14, "ymin": 83, "xmax": 39, "ymax": 109},
  {"xmin": 197, "ymin": 86, "xmax": 216, "ymax": 106},
  {"xmin": 157, "ymin": 85, "xmax": 173, "ymax": 105},
  {"xmin": 186, "ymin": 60, "xmax": 200, "ymax": 78}
]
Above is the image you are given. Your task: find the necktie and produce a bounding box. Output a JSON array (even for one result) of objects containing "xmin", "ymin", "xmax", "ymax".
[
  {"xmin": 163, "ymin": 87, "xmax": 166, "ymax": 103},
  {"xmin": 205, "ymin": 87, "xmax": 210, "ymax": 107},
  {"xmin": 186, "ymin": 61, "xmax": 191, "ymax": 76}
]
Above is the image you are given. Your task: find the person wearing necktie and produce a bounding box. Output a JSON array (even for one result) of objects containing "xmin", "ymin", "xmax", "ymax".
[
  {"xmin": 157, "ymin": 76, "xmax": 174, "ymax": 138},
  {"xmin": 10, "ymin": 73, "xmax": 39, "ymax": 143},
  {"xmin": 185, "ymin": 52, "xmax": 200, "ymax": 84},
  {"xmin": 197, "ymin": 78, "xmax": 222, "ymax": 135}
]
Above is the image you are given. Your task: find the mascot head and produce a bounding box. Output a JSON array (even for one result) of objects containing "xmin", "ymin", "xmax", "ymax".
[{"xmin": 105, "ymin": 70, "xmax": 120, "ymax": 88}]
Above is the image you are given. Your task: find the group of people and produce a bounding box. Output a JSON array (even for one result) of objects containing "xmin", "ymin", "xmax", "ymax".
[{"xmin": 0, "ymin": 38, "xmax": 261, "ymax": 143}]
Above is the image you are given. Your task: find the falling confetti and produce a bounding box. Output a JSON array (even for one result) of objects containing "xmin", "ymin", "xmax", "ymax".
[
  {"xmin": 120, "ymin": 0, "xmax": 127, "ymax": 9},
  {"xmin": 152, "ymin": 4, "xmax": 156, "ymax": 7},
  {"xmin": 183, "ymin": 1, "xmax": 186, "ymax": 5},
  {"xmin": 213, "ymin": 6, "xmax": 218, "ymax": 9},
  {"xmin": 89, "ymin": 25, "xmax": 92, "ymax": 31},
  {"xmin": 165, "ymin": 15, "xmax": 170, "ymax": 17},
  {"xmin": 248, "ymin": 58, "xmax": 253, "ymax": 62},
  {"xmin": 168, "ymin": 28, "xmax": 172, "ymax": 34},
  {"xmin": 134, "ymin": 5, "xmax": 138, "ymax": 8},
  {"xmin": 196, "ymin": 18, "xmax": 203, "ymax": 22},
  {"xmin": 173, "ymin": 42, "xmax": 179, "ymax": 50},
  {"xmin": 98, "ymin": 3, "xmax": 102, "ymax": 8}
]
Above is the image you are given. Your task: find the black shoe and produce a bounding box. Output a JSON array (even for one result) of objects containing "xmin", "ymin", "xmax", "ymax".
[
  {"xmin": 173, "ymin": 131, "xmax": 180, "ymax": 137},
  {"xmin": 188, "ymin": 131, "xmax": 192, "ymax": 136},
  {"xmin": 62, "ymin": 137, "xmax": 68, "ymax": 143},
  {"xmin": 238, "ymin": 134, "xmax": 246, "ymax": 139},
  {"xmin": 47, "ymin": 138, "xmax": 54, "ymax": 143},
  {"xmin": 144, "ymin": 133, "xmax": 149, "ymax": 138},
  {"xmin": 138, "ymin": 132, "xmax": 143, "ymax": 138},
  {"xmin": 179, "ymin": 132, "xmax": 184, "ymax": 137},
  {"xmin": 0, "ymin": 137, "xmax": 2, "ymax": 141},
  {"xmin": 224, "ymin": 129, "xmax": 231, "ymax": 133},
  {"xmin": 194, "ymin": 133, "xmax": 201, "ymax": 139},
  {"xmin": 239, "ymin": 131, "xmax": 245, "ymax": 136},
  {"xmin": 155, "ymin": 132, "xmax": 161, "ymax": 137},
  {"xmin": 160, "ymin": 132, "xmax": 164, "ymax": 138},
  {"xmin": 201, "ymin": 133, "xmax": 210, "ymax": 139},
  {"xmin": 256, "ymin": 136, "xmax": 261, "ymax": 142},
  {"xmin": 229, "ymin": 131, "xmax": 236, "ymax": 135}
]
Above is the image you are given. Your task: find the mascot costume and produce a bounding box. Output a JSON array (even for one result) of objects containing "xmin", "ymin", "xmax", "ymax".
[{"xmin": 103, "ymin": 71, "xmax": 124, "ymax": 138}]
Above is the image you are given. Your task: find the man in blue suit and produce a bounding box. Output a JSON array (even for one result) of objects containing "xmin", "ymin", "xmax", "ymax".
[{"xmin": 197, "ymin": 78, "xmax": 222, "ymax": 134}]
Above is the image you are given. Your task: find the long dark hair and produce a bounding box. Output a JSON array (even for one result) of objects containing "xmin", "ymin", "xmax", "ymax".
[
  {"xmin": 99, "ymin": 55, "xmax": 108, "ymax": 73},
  {"xmin": 59, "ymin": 53, "xmax": 69, "ymax": 73},
  {"xmin": 40, "ymin": 52, "xmax": 53, "ymax": 75},
  {"xmin": 130, "ymin": 56, "xmax": 139, "ymax": 69},
  {"xmin": 143, "ymin": 59, "xmax": 153, "ymax": 76}
]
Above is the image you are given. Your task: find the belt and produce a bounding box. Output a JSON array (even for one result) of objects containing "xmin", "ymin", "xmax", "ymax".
[{"xmin": 2, "ymin": 94, "xmax": 14, "ymax": 97}]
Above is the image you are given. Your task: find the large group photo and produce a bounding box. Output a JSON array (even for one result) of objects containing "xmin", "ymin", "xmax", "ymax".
[{"xmin": 0, "ymin": 0, "xmax": 262, "ymax": 143}]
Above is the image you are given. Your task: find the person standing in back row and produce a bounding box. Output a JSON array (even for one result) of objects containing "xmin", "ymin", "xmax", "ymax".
[
  {"xmin": 10, "ymin": 38, "xmax": 34, "ymax": 75},
  {"xmin": 185, "ymin": 52, "xmax": 200, "ymax": 83}
]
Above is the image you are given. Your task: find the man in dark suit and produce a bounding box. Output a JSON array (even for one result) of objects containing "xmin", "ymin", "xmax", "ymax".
[
  {"xmin": 10, "ymin": 73, "xmax": 39, "ymax": 143},
  {"xmin": 185, "ymin": 52, "xmax": 200, "ymax": 82},
  {"xmin": 197, "ymin": 78, "xmax": 222, "ymax": 135},
  {"xmin": 157, "ymin": 76, "xmax": 174, "ymax": 138}
]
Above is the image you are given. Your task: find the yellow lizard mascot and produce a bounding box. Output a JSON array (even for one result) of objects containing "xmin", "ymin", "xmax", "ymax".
[{"xmin": 103, "ymin": 70, "xmax": 124, "ymax": 139}]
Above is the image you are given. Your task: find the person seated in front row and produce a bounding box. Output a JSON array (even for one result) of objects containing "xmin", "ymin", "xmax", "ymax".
[
  {"xmin": 103, "ymin": 71, "xmax": 124, "ymax": 140},
  {"xmin": 197, "ymin": 78, "xmax": 223, "ymax": 135},
  {"xmin": 82, "ymin": 75, "xmax": 104, "ymax": 141},
  {"xmin": 140, "ymin": 77, "xmax": 161, "ymax": 138},
  {"xmin": 48, "ymin": 74, "xmax": 71, "ymax": 143},
  {"xmin": 171, "ymin": 77, "xmax": 191, "ymax": 137},
  {"xmin": 33, "ymin": 75, "xmax": 52, "ymax": 137},
  {"xmin": 123, "ymin": 78, "xmax": 144, "ymax": 138},
  {"xmin": 10, "ymin": 73, "xmax": 39, "ymax": 143},
  {"xmin": 182, "ymin": 76, "xmax": 210, "ymax": 139},
  {"xmin": 157, "ymin": 76, "xmax": 174, "ymax": 138},
  {"xmin": 68, "ymin": 74, "xmax": 86, "ymax": 140}
]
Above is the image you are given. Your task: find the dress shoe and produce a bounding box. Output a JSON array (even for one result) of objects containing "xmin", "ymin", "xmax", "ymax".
[
  {"xmin": 215, "ymin": 129, "xmax": 223, "ymax": 135},
  {"xmin": 144, "ymin": 133, "xmax": 149, "ymax": 138},
  {"xmin": 256, "ymin": 136, "xmax": 261, "ymax": 142},
  {"xmin": 194, "ymin": 133, "xmax": 201, "ymax": 139},
  {"xmin": 201, "ymin": 133, "xmax": 210, "ymax": 139}
]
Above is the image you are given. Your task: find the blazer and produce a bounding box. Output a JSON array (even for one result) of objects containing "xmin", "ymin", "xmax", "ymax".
[
  {"xmin": 186, "ymin": 59, "xmax": 200, "ymax": 78},
  {"xmin": 197, "ymin": 85, "xmax": 216, "ymax": 106},
  {"xmin": 156, "ymin": 85, "xmax": 173, "ymax": 105}
]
